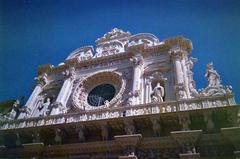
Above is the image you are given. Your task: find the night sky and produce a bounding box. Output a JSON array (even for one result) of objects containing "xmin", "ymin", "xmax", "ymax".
[{"xmin": 0, "ymin": 0, "xmax": 240, "ymax": 103}]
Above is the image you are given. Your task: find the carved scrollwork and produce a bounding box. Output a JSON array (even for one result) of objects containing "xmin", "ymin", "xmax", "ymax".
[
  {"xmin": 66, "ymin": 46, "xmax": 93, "ymax": 61},
  {"xmin": 95, "ymin": 40, "xmax": 125, "ymax": 57},
  {"xmin": 128, "ymin": 33, "xmax": 159, "ymax": 47}
]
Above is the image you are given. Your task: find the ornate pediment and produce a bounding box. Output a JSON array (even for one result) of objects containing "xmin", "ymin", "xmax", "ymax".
[
  {"xmin": 96, "ymin": 28, "xmax": 131, "ymax": 45},
  {"xmin": 128, "ymin": 33, "xmax": 159, "ymax": 47},
  {"xmin": 66, "ymin": 46, "xmax": 94, "ymax": 61},
  {"xmin": 95, "ymin": 40, "xmax": 125, "ymax": 57}
]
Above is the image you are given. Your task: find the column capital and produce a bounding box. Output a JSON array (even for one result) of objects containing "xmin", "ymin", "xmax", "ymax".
[
  {"xmin": 168, "ymin": 47, "xmax": 188, "ymax": 60},
  {"xmin": 62, "ymin": 67, "xmax": 76, "ymax": 80},
  {"xmin": 34, "ymin": 73, "xmax": 48, "ymax": 87},
  {"xmin": 130, "ymin": 54, "xmax": 143, "ymax": 67}
]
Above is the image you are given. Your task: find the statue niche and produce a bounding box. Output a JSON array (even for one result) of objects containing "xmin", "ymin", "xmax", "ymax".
[{"xmin": 151, "ymin": 81, "xmax": 165, "ymax": 103}]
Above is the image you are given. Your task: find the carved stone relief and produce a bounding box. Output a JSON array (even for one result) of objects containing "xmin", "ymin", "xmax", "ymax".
[{"xmin": 72, "ymin": 71, "xmax": 126, "ymax": 110}]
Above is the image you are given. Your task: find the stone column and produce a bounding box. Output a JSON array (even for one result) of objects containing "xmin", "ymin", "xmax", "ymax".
[
  {"xmin": 51, "ymin": 67, "xmax": 75, "ymax": 115},
  {"xmin": 169, "ymin": 48, "xmax": 187, "ymax": 99},
  {"xmin": 130, "ymin": 54, "xmax": 143, "ymax": 105},
  {"xmin": 18, "ymin": 73, "xmax": 48, "ymax": 119},
  {"xmin": 181, "ymin": 57, "xmax": 191, "ymax": 98},
  {"xmin": 145, "ymin": 80, "xmax": 150, "ymax": 103},
  {"xmin": 145, "ymin": 77, "xmax": 152, "ymax": 103}
]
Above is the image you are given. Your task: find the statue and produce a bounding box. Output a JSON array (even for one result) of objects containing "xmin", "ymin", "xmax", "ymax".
[
  {"xmin": 5, "ymin": 97, "xmax": 25, "ymax": 120},
  {"xmin": 38, "ymin": 98, "xmax": 50, "ymax": 111},
  {"xmin": 54, "ymin": 128, "xmax": 62, "ymax": 144},
  {"xmin": 151, "ymin": 83, "xmax": 164, "ymax": 103},
  {"xmin": 200, "ymin": 62, "xmax": 233, "ymax": 97},
  {"xmin": 101, "ymin": 124, "xmax": 109, "ymax": 141},
  {"xmin": 205, "ymin": 63, "xmax": 221, "ymax": 87},
  {"xmin": 38, "ymin": 97, "xmax": 51, "ymax": 116},
  {"xmin": 151, "ymin": 117, "xmax": 161, "ymax": 137},
  {"xmin": 124, "ymin": 120, "xmax": 135, "ymax": 135},
  {"xmin": 189, "ymin": 81, "xmax": 199, "ymax": 97},
  {"xmin": 76, "ymin": 125, "xmax": 85, "ymax": 142},
  {"xmin": 104, "ymin": 100, "xmax": 110, "ymax": 107}
]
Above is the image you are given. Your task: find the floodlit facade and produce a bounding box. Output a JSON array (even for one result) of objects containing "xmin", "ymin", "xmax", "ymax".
[{"xmin": 0, "ymin": 28, "xmax": 239, "ymax": 159}]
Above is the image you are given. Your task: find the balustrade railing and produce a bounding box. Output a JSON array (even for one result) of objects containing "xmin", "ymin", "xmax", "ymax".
[{"xmin": 0, "ymin": 95, "xmax": 235, "ymax": 130}]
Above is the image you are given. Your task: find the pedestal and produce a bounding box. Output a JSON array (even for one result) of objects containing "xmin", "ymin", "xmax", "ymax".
[
  {"xmin": 119, "ymin": 156, "xmax": 138, "ymax": 159},
  {"xmin": 234, "ymin": 151, "xmax": 240, "ymax": 159},
  {"xmin": 22, "ymin": 142, "xmax": 44, "ymax": 157},
  {"xmin": 115, "ymin": 134, "xmax": 142, "ymax": 159},
  {"xmin": 221, "ymin": 127, "xmax": 240, "ymax": 159},
  {"xmin": 171, "ymin": 130, "xmax": 202, "ymax": 156}
]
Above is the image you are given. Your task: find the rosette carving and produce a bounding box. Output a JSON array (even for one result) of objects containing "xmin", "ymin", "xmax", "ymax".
[{"xmin": 72, "ymin": 71, "xmax": 126, "ymax": 110}]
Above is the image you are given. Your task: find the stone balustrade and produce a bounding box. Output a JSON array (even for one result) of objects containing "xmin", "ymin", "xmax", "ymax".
[{"xmin": 0, "ymin": 94, "xmax": 235, "ymax": 131}]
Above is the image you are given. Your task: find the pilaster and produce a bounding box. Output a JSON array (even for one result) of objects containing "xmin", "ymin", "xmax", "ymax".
[
  {"xmin": 129, "ymin": 54, "xmax": 144, "ymax": 105},
  {"xmin": 18, "ymin": 73, "xmax": 48, "ymax": 119},
  {"xmin": 51, "ymin": 67, "xmax": 75, "ymax": 115}
]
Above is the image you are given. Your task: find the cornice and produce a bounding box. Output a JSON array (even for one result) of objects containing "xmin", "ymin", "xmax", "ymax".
[{"xmin": 36, "ymin": 35, "xmax": 193, "ymax": 76}]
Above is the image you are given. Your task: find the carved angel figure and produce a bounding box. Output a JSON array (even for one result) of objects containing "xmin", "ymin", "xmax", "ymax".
[
  {"xmin": 205, "ymin": 63, "xmax": 221, "ymax": 87},
  {"xmin": 151, "ymin": 83, "xmax": 164, "ymax": 103}
]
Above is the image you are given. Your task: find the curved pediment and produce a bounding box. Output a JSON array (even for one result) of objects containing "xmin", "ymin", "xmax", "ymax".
[
  {"xmin": 128, "ymin": 33, "xmax": 160, "ymax": 47},
  {"xmin": 96, "ymin": 28, "xmax": 131, "ymax": 45},
  {"xmin": 95, "ymin": 40, "xmax": 125, "ymax": 57},
  {"xmin": 66, "ymin": 46, "xmax": 94, "ymax": 61}
]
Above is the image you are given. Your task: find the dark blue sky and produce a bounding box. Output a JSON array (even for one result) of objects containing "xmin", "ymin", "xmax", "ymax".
[{"xmin": 0, "ymin": 0, "xmax": 240, "ymax": 103}]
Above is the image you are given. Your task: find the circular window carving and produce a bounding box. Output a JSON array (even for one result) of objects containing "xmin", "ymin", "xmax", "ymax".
[
  {"xmin": 87, "ymin": 84, "xmax": 116, "ymax": 106},
  {"xmin": 72, "ymin": 71, "xmax": 126, "ymax": 110}
]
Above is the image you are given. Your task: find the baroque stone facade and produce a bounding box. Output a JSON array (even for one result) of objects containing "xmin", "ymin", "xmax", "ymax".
[{"xmin": 0, "ymin": 28, "xmax": 239, "ymax": 159}]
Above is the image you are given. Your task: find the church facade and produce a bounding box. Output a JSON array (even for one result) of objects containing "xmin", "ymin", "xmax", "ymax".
[{"xmin": 0, "ymin": 28, "xmax": 239, "ymax": 159}]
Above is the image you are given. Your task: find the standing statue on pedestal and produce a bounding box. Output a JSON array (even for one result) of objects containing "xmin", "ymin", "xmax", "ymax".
[
  {"xmin": 200, "ymin": 62, "xmax": 232, "ymax": 97},
  {"xmin": 205, "ymin": 62, "xmax": 221, "ymax": 87},
  {"xmin": 151, "ymin": 82, "xmax": 164, "ymax": 103}
]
